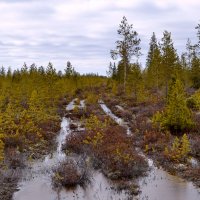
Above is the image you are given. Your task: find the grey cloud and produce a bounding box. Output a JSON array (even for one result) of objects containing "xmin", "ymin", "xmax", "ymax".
[{"xmin": 0, "ymin": 0, "xmax": 200, "ymax": 75}]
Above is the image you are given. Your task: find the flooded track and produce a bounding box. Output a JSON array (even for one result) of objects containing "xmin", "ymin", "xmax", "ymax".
[
  {"xmin": 13, "ymin": 100, "xmax": 133, "ymax": 200},
  {"xmin": 100, "ymin": 100, "xmax": 200, "ymax": 200}
]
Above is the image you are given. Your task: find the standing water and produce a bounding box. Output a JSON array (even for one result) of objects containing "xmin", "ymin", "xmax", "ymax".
[
  {"xmin": 13, "ymin": 101, "xmax": 72, "ymax": 200},
  {"xmin": 100, "ymin": 101, "xmax": 200, "ymax": 200},
  {"xmin": 99, "ymin": 100, "xmax": 131, "ymax": 135},
  {"xmin": 13, "ymin": 99, "xmax": 133, "ymax": 200}
]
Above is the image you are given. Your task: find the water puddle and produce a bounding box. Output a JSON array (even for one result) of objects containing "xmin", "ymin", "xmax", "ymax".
[
  {"xmin": 189, "ymin": 158, "xmax": 199, "ymax": 168},
  {"xmin": 80, "ymin": 100, "xmax": 85, "ymax": 109},
  {"xmin": 13, "ymin": 101, "xmax": 73, "ymax": 200},
  {"xmin": 139, "ymin": 166, "xmax": 200, "ymax": 200},
  {"xmin": 52, "ymin": 171, "xmax": 131, "ymax": 200},
  {"xmin": 99, "ymin": 101, "xmax": 200, "ymax": 200},
  {"xmin": 116, "ymin": 105, "xmax": 124, "ymax": 111},
  {"xmin": 99, "ymin": 100, "xmax": 131, "ymax": 135}
]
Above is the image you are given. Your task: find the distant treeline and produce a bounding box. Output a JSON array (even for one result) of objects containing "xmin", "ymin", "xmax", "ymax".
[{"xmin": 108, "ymin": 16, "xmax": 200, "ymax": 98}]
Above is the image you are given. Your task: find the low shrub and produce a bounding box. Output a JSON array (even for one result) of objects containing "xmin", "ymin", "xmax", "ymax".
[
  {"xmin": 69, "ymin": 123, "xmax": 78, "ymax": 130},
  {"xmin": 38, "ymin": 120, "xmax": 60, "ymax": 141},
  {"xmin": 85, "ymin": 124, "xmax": 148, "ymax": 179},
  {"xmin": 85, "ymin": 93, "xmax": 98, "ymax": 105},
  {"xmin": 143, "ymin": 130, "xmax": 161, "ymax": 144},
  {"xmin": 52, "ymin": 158, "xmax": 90, "ymax": 188},
  {"xmin": 131, "ymin": 115, "xmax": 152, "ymax": 136},
  {"xmin": 133, "ymin": 128, "xmax": 169, "ymax": 154},
  {"xmin": 65, "ymin": 114, "xmax": 148, "ymax": 180},
  {"xmin": 116, "ymin": 109, "xmax": 132, "ymax": 121},
  {"xmin": 163, "ymin": 134, "xmax": 190, "ymax": 163},
  {"xmin": 65, "ymin": 131, "xmax": 85, "ymax": 154},
  {"xmin": 186, "ymin": 91, "xmax": 200, "ymax": 110},
  {"xmin": 152, "ymin": 79, "xmax": 194, "ymax": 134}
]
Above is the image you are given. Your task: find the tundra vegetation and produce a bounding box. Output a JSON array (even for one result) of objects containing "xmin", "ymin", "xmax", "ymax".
[{"xmin": 1, "ymin": 17, "xmax": 200, "ymax": 198}]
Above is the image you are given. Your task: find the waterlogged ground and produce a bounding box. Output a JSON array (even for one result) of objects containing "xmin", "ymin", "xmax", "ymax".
[
  {"xmin": 13, "ymin": 116, "xmax": 71, "ymax": 200},
  {"xmin": 100, "ymin": 101, "xmax": 200, "ymax": 200},
  {"xmin": 12, "ymin": 99, "xmax": 200, "ymax": 200},
  {"xmin": 137, "ymin": 154, "xmax": 200, "ymax": 200},
  {"xmin": 139, "ymin": 167, "xmax": 200, "ymax": 200},
  {"xmin": 13, "ymin": 100, "xmax": 132, "ymax": 200}
]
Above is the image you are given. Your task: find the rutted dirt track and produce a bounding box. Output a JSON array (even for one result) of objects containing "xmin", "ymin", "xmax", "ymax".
[
  {"xmin": 12, "ymin": 99, "xmax": 200, "ymax": 200},
  {"xmin": 100, "ymin": 101, "xmax": 200, "ymax": 200}
]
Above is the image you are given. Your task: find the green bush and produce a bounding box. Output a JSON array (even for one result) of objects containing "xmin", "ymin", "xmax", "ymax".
[
  {"xmin": 153, "ymin": 79, "xmax": 194, "ymax": 133},
  {"xmin": 164, "ymin": 134, "xmax": 190, "ymax": 162},
  {"xmin": 85, "ymin": 93, "xmax": 98, "ymax": 105},
  {"xmin": 186, "ymin": 91, "xmax": 200, "ymax": 110}
]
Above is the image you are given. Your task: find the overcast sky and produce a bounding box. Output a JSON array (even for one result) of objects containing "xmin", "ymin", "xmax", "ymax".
[{"xmin": 0, "ymin": 0, "xmax": 200, "ymax": 75}]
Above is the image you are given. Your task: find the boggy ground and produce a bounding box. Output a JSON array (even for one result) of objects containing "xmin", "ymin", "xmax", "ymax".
[
  {"xmin": 0, "ymin": 98, "xmax": 68, "ymax": 200},
  {"xmin": 61, "ymin": 97, "xmax": 149, "ymax": 195},
  {"xmin": 102, "ymin": 93, "xmax": 200, "ymax": 188}
]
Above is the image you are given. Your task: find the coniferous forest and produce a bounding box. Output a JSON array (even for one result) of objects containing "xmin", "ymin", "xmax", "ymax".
[{"xmin": 1, "ymin": 16, "xmax": 200, "ymax": 200}]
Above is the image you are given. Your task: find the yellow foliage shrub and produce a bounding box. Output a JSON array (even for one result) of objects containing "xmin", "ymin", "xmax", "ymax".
[
  {"xmin": 187, "ymin": 91, "xmax": 200, "ymax": 110},
  {"xmin": 83, "ymin": 115, "xmax": 110, "ymax": 148},
  {"xmin": 86, "ymin": 93, "xmax": 98, "ymax": 105},
  {"xmin": 164, "ymin": 134, "xmax": 190, "ymax": 162}
]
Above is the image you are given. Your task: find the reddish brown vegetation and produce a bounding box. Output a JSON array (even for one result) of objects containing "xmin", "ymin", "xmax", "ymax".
[
  {"xmin": 52, "ymin": 158, "xmax": 90, "ymax": 187},
  {"xmin": 65, "ymin": 131, "xmax": 85, "ymax": 154},
  {"xmin": 102, "ymin": 94, "xmax": 200, "ymax": 187},
  {"xmin": 183, "ymin": 168, "xmax": 200, "ymax": 187},
  {"xmin": 143, "ymin": 130, "xmax": 171, "ymax": 151},
  {"xmin": 39, "ymin": 121, "xmax": 60, "ymax": 140},
  {"xmin": 65, "ymin": 116, "xmax": 148, "ymax": 180},
  {"xmin": 98, "ymin": 126, "xmax": 148, "ymax": 179}
]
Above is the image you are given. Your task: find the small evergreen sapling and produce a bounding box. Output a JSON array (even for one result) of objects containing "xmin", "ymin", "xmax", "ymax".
[{"xmin": 153, "ymin": 79, "xmax": 194, "ymax": 134}]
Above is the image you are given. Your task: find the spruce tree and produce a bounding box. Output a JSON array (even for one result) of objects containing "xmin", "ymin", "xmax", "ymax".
[
  {"xmin": 187, "ymin": 24, "xmax": 200, "ymax": 88},
  {"xmin": 107, "ymin": 62, "xmax": 117, "ymax": 80},
  {"xmin": 127, "ymin": 63, "xmax": 144, "ymax": 101},
  {"xmin": 185, "ymin": 38, "xmax": 193, "ymax": 67},
  {"xmin": 146, "ymin": 32, "xmax": 162, "ymax": 90},
  {"xmin": 160, "ymin": 31, "xmax": 178, "ymax": 96},
  {"xmin": 190, "ymin": 52, "xmax": 200, "ymax": 89},
  {"xmin": 163, "ymin": 78, "xmax": 193, "ymax": 133},
  {"xmin": 64, "ymin": 61, "xmax": 74, "ymax": 77},
  {"xmin": 146, "ymin": 32, "xmax": 158, "ymax": 68},
  {"xmin": 0, "ymin": 66, "xmax": 6, "ymax": 77},
  {"xmin": 195, "ymin": 23, "xmax": 200, "ymax": 50},
  {"xmin": 180, "ymin": 133, "xmax": 190, "ymax": 159}
]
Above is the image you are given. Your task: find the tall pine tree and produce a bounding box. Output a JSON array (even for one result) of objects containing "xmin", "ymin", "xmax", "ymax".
[{"xmin": 111, "ymin": 16, "xmax": 141, "ymax": 92}]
